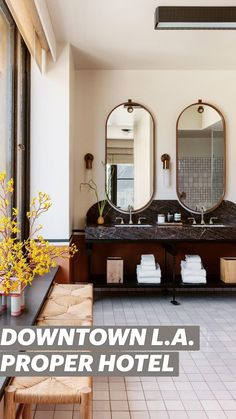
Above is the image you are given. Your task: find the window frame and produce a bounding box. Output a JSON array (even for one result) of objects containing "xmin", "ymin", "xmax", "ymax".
[{"xmin": 0, "ymin": 0, "xmax": 30, "ymax": 239}]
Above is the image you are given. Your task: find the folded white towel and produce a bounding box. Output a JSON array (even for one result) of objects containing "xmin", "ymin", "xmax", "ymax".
[
  {"xmin": 140, "ymin": 262, "xmax": 156, "ymax": 271},
  {"xmin": 181, "ymin": 270, "xmax": 206, "ymax": 278},
  {"xmin": 141, "ymin": 254, "xmax": 155, "ymax": 261},
  {"xmin": 181, "ymin": 261, "xmax": 205, "ymax": 276},
  {"xmin": 182, "ymin": 275, "xmax": 206, "ymax": 284},
  {"xmin": 137, "ymin": 265, "xmax": 161, "ymax": 278},
  {"xmin": 137, "ymin": 276, "xmax": 161, "ymax": 284},
  {"xmin": 138, "ymin": 272, "xmax": 161, "ymax": 279},
  {"xmin": 139, "ymin": 263, "xmax": 160, "ymax": 269},
  {"xmin": 182, "ymin": 279, "xmax": 207, "ymax": 284},
  {"xmin": 141, "ymin": 260, "xmax": 156, "ymax": 266},
  {"xmin": 182, "ymin": 260, "xmax": 202, "ymax": 270},
  {"xmin": 185, "ymin": 254, "xmax": 201, "ymax": 262}
]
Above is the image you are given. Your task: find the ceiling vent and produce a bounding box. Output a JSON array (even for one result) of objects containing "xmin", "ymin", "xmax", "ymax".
[{"xmin": 155, "ymin": 7, "xmax": 236, "ymax": 30}]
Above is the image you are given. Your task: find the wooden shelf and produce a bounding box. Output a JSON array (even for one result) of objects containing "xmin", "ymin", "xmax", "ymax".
[
  {"xmin": 91, "ymin": 274, "xmax": 173, "ymax": 288},
  {"xmin": 91, "ymin": 274, "xmax": 236, "ymax": 289}
]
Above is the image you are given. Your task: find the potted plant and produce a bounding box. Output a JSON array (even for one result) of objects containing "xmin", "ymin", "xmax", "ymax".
[{"xmin": 0, "ymin": 172, "xmax": 77, "ymax": 316}]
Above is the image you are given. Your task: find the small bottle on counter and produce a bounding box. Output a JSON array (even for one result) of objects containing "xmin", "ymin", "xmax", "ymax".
[
  {"xmin": 167, "ymin": 213, "xmax": 174, "ymax": 223},
  {"xmin": 157, "ymin": 214, "xmax": 165, "ymax": 224},
  {"xmin": 174, "ymin": 212, "xmax": 181, "ymax": 222}
]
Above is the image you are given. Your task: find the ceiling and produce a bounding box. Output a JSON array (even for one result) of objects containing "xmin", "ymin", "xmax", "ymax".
[{"xmin": 45, "ymin": 0, "xmax": 236, "ymax": 70}]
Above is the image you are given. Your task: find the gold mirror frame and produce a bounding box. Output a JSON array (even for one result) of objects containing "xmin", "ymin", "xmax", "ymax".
[
  {"xmin": 105, "ymin": 99, "xmax": 155, "ymax": 214},
  {"xmin": 176, "ymin": 100, "xmax": 226, "ymax": 214}
]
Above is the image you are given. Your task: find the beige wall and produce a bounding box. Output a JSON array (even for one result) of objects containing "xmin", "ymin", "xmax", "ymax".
[
  {"xmin": 73, "ymin": 69, "xmax": 236, "ymax": 228},
  {"xmin": 30, "ymin": 44, "xmax": 71, "ymax": 240},
  {"xmin": 30, "ymin": 54, "xmax": 236, "ymax": 232}
]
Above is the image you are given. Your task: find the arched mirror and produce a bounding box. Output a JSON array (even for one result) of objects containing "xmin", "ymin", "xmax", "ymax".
[
  {"xmin": 176, "ymin": 100, "xmax": 225, "ymax": 213},
  {"xmin": 105, "ymin": 99, "xmax": 155, "ymax": 213}
]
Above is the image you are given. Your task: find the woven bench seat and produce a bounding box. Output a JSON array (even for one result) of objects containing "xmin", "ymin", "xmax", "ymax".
[
  {"xmin": 5, "ymin": 377, "xmax": 92, "ymax": 419},
  {"xmin": 36, "ymin": 283, "xmax": 93, "ymax": 325},
  {"xmin": 49, "ymin": 283, "xmax": 93, "ymax": 299},
  {"xmin": 4, "ymin": 283, "xmax": 93, "ymax": 419},
  {"xmin": 36, "ymin": 317, "xmax": 92, "ymax": 326},
  {"xmin": 39, "ymin": 296, "xmax": 92, "ymax": 317},
  {"xmin": 8, "ymin": 376, "xmax": 91, "ymax": 404}
]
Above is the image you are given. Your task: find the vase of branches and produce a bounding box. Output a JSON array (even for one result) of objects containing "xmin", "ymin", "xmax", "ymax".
[
  {"xmin": 80, "ymin": 179, "xmax": 108, "ymax": 225},
  {"xmin": 0, "ymin": 172, "xmax": 77, "ymax": 316}
]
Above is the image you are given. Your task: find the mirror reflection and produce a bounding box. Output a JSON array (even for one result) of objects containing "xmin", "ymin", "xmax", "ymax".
[
  {"xmin": 106, "ymin": 100, "xmax": 154, "ymax": 212},
  {"xmin": 177, "ymin": 102, "xmax": 225, "ymax": 213}
]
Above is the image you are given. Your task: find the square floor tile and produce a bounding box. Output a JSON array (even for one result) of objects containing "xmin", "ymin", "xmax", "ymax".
[
  {"xmin": 36, "ymin": 404, "xmax": 55, "ymax": 411},
  {"xmin": 93, "ymin": 401, "xmax": 110, "ymax": 411},
  {"xmin": 213, "ymin": 391, "xmax": 233, "ymax": 400},
  {"xmin": 110, "ymin": 390, "xmax": 127, "ymax": 400},
  {"xmin": 146, "ymin": 400, "xmax": 165, "ymax": 410},
  {"xmin": 182, "ymin": 400, "xmax": 203, "ymax": 410},
  {"xmin": 111, "ymin": 412, "xmax": 130, "ymax": 419},
  {"xmin": 144, "ymin": 390, "xmax": 162, "ymax": 400},
  {"xmin": 34, "ymin": 413, "xmax": 54, "ymax": 419},
  {"xmin": 206, "ymin": 412, "xmax": 227, "ymax": 419},
  {"xmin": 128, "ymin": 400, "xmax": 147, "ymax": 411},
  {"xmin": 225, "ymin": 412, "xmax": 236, "ymax": 418},
  {"xmin": 127, "ymin": 391, "xmax": 144, "ymax": 400},
  {"xmin": 126, "ymin": 382, "xmax": 143, "ymax": 390},
  {"xmin": 93, "ymin": 391, "xmax": 110, "ymax": 401},
  {"xmin": 130, "ymin": 412, "xmax": 149, "ymax": 419},
  {"xmin": 55, "ymin": 404, "xmax": 73, "ymax": 411},
  {"xmin": 93, "ymin": 412, "xmax": 111, "ymax": 419},
  {"xmin": 201, "ymin": 400, "xmax": 222, "ymax": 411},
  {"xmin": 165, "ymin": 400, "xmax": 185, "ymax": 411},
  {"xmin": 186, "ymin": 412, "xmax": 208, "ymax": 419},
  {"xmin": 161, "ymin": 390, "xmax": 180, "ymax": 400},
  {"xmin": 149, "ymin": 412, "xmax": 169, "ymax": 419},
  {"xmin": 111, "ymin": 400, "xmax": 129, "ymax": 411},
  {"xmin": 178, "ymin": 390, "xmax": 198, "ymax": 401},
  {"xmin": 168, "ymin": 412, "xmax": 188, "ymax": 419},
  {"xmin": 218, "ymin": 400, "xmax": 236, "ymax": 410},
  {"xmin": 54, "ymin": 412, "xmax": 73, "ymax": 419}
]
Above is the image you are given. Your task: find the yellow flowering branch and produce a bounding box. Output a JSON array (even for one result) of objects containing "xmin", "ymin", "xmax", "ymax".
[{"xmin": 0, "ymin": 173, "xmax": 77, "ymax": 294}]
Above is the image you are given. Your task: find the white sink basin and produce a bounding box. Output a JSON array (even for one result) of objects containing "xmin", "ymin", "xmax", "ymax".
[
  {"xmin": 192, "ymin": 224, "xmax": 226, "ymax": 228},
  {"xmin": 115, "ymin": 224, "xmax": 153, "ymax": 227}
]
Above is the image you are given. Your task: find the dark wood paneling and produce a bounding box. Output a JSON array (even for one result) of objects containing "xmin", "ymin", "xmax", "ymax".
[
  {"xmin": 71, "ymin": 234, "xmax": 236, "ymax": 281},
  {"xmin": 71, "ymin": 233, "xmax": 89, "ymax": 282}
]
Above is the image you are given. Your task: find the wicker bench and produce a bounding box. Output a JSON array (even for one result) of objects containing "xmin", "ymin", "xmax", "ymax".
[{"xmin": 4, "ymin": 283, "xmax": 93, "ymax": 419}]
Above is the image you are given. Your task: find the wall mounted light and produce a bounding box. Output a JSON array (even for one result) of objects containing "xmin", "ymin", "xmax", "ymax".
[
  {"xmin": 197, "ymin": 99, "xmax": 204, "ymax": 114},
  {"xmin": 124, "ymin": 99, "xmax": 141, "ymax": 113},
  {"xmin": 155, "ymin": 7, "xmax": 236, "ymax": 30},
  {"xmin": 84, "ymin": 153, "xmax": 94, "ymax": 170},
  {"xmin": 161, "ymin": 154, "xmax": 171, "ymax": 187}
]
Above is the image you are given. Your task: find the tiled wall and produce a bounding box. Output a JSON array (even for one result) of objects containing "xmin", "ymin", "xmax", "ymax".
[{"xmin": 178, "ymin": 157, "xmax": 224, "ymax": 210}]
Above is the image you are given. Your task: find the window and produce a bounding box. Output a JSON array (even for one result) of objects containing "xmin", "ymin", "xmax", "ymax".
[
  {"xmin": 0, "ymin": 0, "xmax": 30, "ymax": 238},
  {"xmin": 108, "ymin": 164, "xmax": 134, "ymax": 210},
  {"xmin": 0, "ymin": 1, "xmax": 14, "ymax": 177}
]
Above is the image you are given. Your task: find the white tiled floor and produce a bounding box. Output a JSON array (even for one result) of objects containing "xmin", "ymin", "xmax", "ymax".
[{"xmin": 32, "ymin": 291, "xmax": 236, "ymax": 418}]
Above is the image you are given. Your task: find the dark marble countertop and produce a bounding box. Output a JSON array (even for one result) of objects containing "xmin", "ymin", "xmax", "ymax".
[
  {"xmin": 0, "ymin": 268, "xmax": 58, "ymax": 400},
  {"xmin": 85, "ymin": 224, "xmax": 236, "ymax": 242}
]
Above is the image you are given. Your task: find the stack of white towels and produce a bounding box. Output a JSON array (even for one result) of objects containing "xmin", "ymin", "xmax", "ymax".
[
  {"xmin": 181, "ymin": 255, "xmax": 206, "ymax": 284},
  {"xmin": 136, "ymin": 254, "xmax": 161, "ymax": 284}
]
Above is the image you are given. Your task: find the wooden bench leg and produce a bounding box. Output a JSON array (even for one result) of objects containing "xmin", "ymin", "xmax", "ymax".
[
  {"xmin": 22, "ymin": 404, "xmax": 32, "ymax": 419},
  {"xmin": 80, "ymin": 387, "xmax": 92, "ymax": 419},
  {"xmin": 4, "ymin": 385, "xmax": 16, "ymax": 419}
]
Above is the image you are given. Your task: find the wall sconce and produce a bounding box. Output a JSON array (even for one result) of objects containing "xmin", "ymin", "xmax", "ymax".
[
  {"xmin": 161, "ymin": 154, "xmax": 171, "ymax": 187},
  {"xmin": 197, "ymin": 99, "xmax": 204, "ymax": 114},
  {"xmin": 84, "ymin": 153, "xmax": 94, "ymax": 170},
  {"xmin": 123, "ymin": 99, "xmax": 141, "ymax": 113}
]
